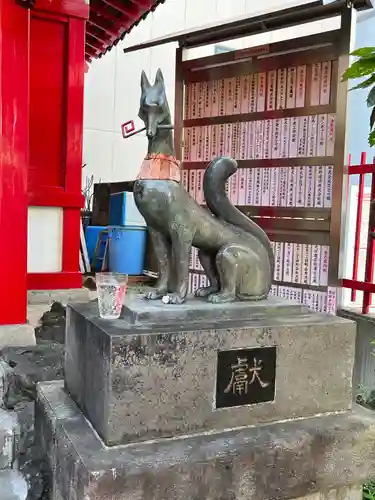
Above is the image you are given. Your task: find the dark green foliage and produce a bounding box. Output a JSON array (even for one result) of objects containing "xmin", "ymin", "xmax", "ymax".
[
  {"xmin": 363, "ymin": 481, "xmax": 375, "ymax": 500},
  {"xmin": 342, "ymin": 47, "xmax": 375, "ymax": 147}
]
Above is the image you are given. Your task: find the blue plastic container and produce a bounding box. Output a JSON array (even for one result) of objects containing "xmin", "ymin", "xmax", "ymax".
[
  {"xmin": 108, "ymin": 225, "xmax": 147, "ymax": 275},
  {"xmin": 85, "ymin": 226, "xmax": 108, "ymax": 271},
  {"xmin": 109, "ymin": 192, "xmax": 145, "ymax": 227}
]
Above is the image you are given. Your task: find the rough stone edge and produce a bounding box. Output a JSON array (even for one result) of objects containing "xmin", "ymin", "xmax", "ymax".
[
  {"xmin": 0, "ymin": 409, "xmax": 19, "ymax": 469},
  {"xmin": 68, "ymin": 300, "xmax": 357, "ymax": 336},
  {"xmin": 27, "ymin": 289, "xmax": 92, "ymax": 306},
  {"xmin": 339, "ymin": 308, "xmax": 375, "ymax": 325},
  {"xmin": 294, "ymin": 486, "xmax": 362, "ymax": 500},
  {"xmin": 37, "ymin": 381, "xmax": 375, "ymax": 500},
  {"xmin": 121, "ymin": 295, "xmax": 309, "ymax": 325}
]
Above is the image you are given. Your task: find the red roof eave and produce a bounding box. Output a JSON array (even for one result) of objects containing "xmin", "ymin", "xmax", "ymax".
[{"xmin": 85, "ymin": 0, "xmax": 166, "ymax": 62}]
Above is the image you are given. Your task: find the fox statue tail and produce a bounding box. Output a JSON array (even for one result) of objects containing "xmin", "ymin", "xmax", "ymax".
[{"xmin": 203, "ymin": 157, "xmax": 274, "ymax": 275}]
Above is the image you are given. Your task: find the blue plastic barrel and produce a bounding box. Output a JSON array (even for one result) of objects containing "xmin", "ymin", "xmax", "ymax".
[
  {"xmin": 85, "ymin": 226, "xmax": 108, "ymax": 271},
  {"xmin": 108, "ymin": 226, "xmax": 147, "ymax": 275}
]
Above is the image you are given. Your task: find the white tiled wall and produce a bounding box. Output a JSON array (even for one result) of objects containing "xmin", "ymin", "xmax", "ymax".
[{"xmin": 82, "ymin": 0, "xmax": 340, "ymax": 185}]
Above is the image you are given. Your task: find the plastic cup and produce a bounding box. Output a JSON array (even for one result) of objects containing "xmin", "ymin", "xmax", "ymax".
[{"xmin": 96, "ymin": 272, "xmax": 128, "ymax": 319}]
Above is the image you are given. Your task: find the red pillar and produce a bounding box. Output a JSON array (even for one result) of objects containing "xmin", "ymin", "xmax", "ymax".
[
  {"xmin": 27, "ymin": 0, "xmax": 88, "ymax": 290},
  {"xmin": 0, "ymin": 0, "xmax": 29, "ymax": 324}
]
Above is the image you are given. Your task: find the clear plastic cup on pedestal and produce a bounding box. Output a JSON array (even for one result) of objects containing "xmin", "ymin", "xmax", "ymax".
[{"xmin": 96, "ymin": 272, "xmax": 128, "ymax": 319}]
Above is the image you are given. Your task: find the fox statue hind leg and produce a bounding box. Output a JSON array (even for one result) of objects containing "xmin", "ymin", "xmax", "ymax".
[
  {"xmin": 206, "ymin": 243, "xmax": 271, "ymax": 304},
  {"xmin": 195, "ymin": 249, "xmax": 220, "ymax": 298}
]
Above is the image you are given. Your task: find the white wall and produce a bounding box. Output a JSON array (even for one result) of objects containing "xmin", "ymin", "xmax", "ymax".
[
  {"xmin": 83, "ymin": 0, "xmax": 339, "ymax": 185},
  {"xmin": 27, "ymin": 207, "xmax": 63, "ymax": 273}
]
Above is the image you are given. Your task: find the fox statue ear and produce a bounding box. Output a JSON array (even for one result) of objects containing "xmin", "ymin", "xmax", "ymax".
[
  {"xmin": 140, "ymin": 70, "xmax": 151, "ymax": 91},
  {"xmin": 154, "ymin": 68, "xmax": 164, "ymax": 86}
]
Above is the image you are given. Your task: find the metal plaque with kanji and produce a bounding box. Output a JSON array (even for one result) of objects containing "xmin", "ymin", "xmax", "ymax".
[{"xmin": 215, "ymin": 347, "xmax": 276, "ymax": 409}]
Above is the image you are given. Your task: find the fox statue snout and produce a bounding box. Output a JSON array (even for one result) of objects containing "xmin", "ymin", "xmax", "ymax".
[
  {"xmin": 142, "ymin": 103, "xmax": 160, "ymax": 139},
  {"xmin": 146, "ymin": 115, "xmax": 159, "ymax": 139}
]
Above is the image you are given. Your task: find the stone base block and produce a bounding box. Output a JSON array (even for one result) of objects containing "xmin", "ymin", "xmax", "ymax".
[
  {"xmin": 37, "ymin": 381, "xmax": 375, "ymax": 500},
  {"xmin": 65, "ymin": 300, "xmax": 356, "ymax": 446},
  {"xmin": 0, "ymin": 324, "xmax": 35, "ymax": 349}
]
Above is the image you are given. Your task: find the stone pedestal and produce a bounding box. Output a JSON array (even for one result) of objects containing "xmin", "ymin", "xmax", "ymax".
[
  {"xmin": 65, "ymin": 297, "xmax": 354, "ymax": 446},
  {"xmin": 36, "ymin": 296, "xmax": 375, "ymax": 500}
]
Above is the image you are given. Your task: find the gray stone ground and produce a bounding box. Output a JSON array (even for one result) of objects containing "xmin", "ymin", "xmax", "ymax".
[
  {"xmin": 0, "ymin": 285, "xmax": 146, "ymax": 499},
  {"xmin": 0, "ymin": 288, "xmax": 97, "ymax": 348},
  {"xmin": 0, "ymin": 288, "xmax": 92, "ymax": 500},
  {"xmin": 0, "ymin": 341, "xmax": 65, "ymax": 499}
]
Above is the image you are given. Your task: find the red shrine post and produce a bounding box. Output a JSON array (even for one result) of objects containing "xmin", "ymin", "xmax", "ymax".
[
  {"xmin": 0, "ymin": 0, "xmax": 88, "ymax": 327},
  {"xmin": 0, "ymin": 0, "xmax": 29, "ymax": 325},
  {"xmin": 0, "ymin": 0, "xmax": 167, "ymax": 327},
  {"xmin": 27, "ymin": 0, "xmax": 88, "ymax": 291}
]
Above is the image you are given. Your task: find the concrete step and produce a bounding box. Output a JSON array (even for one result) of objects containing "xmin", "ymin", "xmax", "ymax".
[
  {"xmin": 0, "ymin": 409, "xmax": 19, "ymax": 470},
  {"xmin": 0, "ymin": 470, "xmax": 28, "ymax": 500}
]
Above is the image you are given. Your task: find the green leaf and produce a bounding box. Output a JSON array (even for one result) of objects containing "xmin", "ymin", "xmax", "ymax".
[
  {"xmin": 350, "ymin": 74, "xmax": 375, "ymax": 91},
  {"xmin": 342, "ymin": 57, "xmax": 375, "ymax": 81},
  {"xmin": 363, "ymin": 492, "xmax": 375, "ymax": 500},
  {"xmin": 363, "ymin": 486, "xmax": 375, "ymax": 500},
  {"xmin": 350, "ymin": 47, "xmax": 375, "ymax": 58},
  {"xmin": 363, "ymin": 484, "xmax": 375, "ymax": 500},
  {"xmin": 368, "ymin": 86, "xmax": 375, "ymax": 107},
  {"xmin": 370, "ymin": 107, "xmax": 375, "ymax": 129},
  {"xmin": 369, "ymin": 129, "xmax": 375, "ymax": 147}
]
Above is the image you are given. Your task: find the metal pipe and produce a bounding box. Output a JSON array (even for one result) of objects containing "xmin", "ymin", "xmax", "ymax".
[{"xmin": 122, "ymin": 123, "xmax": 174, "ymax": 139}]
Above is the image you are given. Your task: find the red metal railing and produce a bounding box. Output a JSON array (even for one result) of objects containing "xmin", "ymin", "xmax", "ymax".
[{"xmin": 342, "ymin": 153, "xmax": 375, "ymax": 313}]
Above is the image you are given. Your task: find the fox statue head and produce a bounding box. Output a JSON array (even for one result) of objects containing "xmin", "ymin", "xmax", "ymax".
[
  {"xmin": 138, "ymin": 68, "xmax": 171, "ymax": 140},
  {"xmin": 138, "ymin": 68, "xmax": 174, "ymax": 156}
]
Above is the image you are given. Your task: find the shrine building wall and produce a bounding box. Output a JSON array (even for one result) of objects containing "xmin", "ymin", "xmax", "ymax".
[{"xmin": 83, "ymin": 0, "xmax": 342, "ymax": 188}]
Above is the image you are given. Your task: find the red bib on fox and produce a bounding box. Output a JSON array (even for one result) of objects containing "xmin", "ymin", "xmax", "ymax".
[{"xmin": 137, "ymin": 153, "xmax": 181, "ymax": 182}]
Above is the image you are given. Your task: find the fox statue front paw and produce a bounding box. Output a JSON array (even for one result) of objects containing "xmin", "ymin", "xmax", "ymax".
[
  {"xmin": 161, "ymin": 293, "xmax": 185, "ymax": 305},
  {"xmin": 144, "ymin": 289, "xmax": 166, "ymax": 300}
]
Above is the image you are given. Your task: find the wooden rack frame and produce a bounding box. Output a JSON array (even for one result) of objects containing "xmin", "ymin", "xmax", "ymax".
[{"xmin": 174, "ymin": 8, "xmax": 355, "ymax": 311}]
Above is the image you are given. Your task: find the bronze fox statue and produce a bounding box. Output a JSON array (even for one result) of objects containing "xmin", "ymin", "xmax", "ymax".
[{"xmin": 133, "ymin": 68, "xmax": 274, "ymax": 305}]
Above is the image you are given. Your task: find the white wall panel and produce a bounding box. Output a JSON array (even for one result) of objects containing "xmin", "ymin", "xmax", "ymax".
[
  {"xmin": 151, "ymin": 0, "xmax": 186, "ymax": 38},
  {"xmin": 113, "ymin": 49, "xmax": 151, "ymax": 135},
  {"xmin": 217, "ymin": 0, "xmax": 246, "ymax": 20},
  {"xmin": 121, "ymin": 15, "xmax": 152, "ymax": 48},
  {"xmin": 112, "ymin": 132, "xmax": 146, "ymax": 182},
  {"xmin": 150, "ymin": 43, "xmax": 177, "ymax": 120},
  {"xmin": 84, "ymin": 49, "xmax": 116, "ymax": 133},
  {"xmin": 83, "ymin": 129, "xmax": 114, "ymax": 183},
  {"xmin": 185, "ymin": 0, "xmax": 216, "ymax": 29},
  {"xmin": 28, "ymin": 207, "xmax": 63, "ymax": 273}
]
